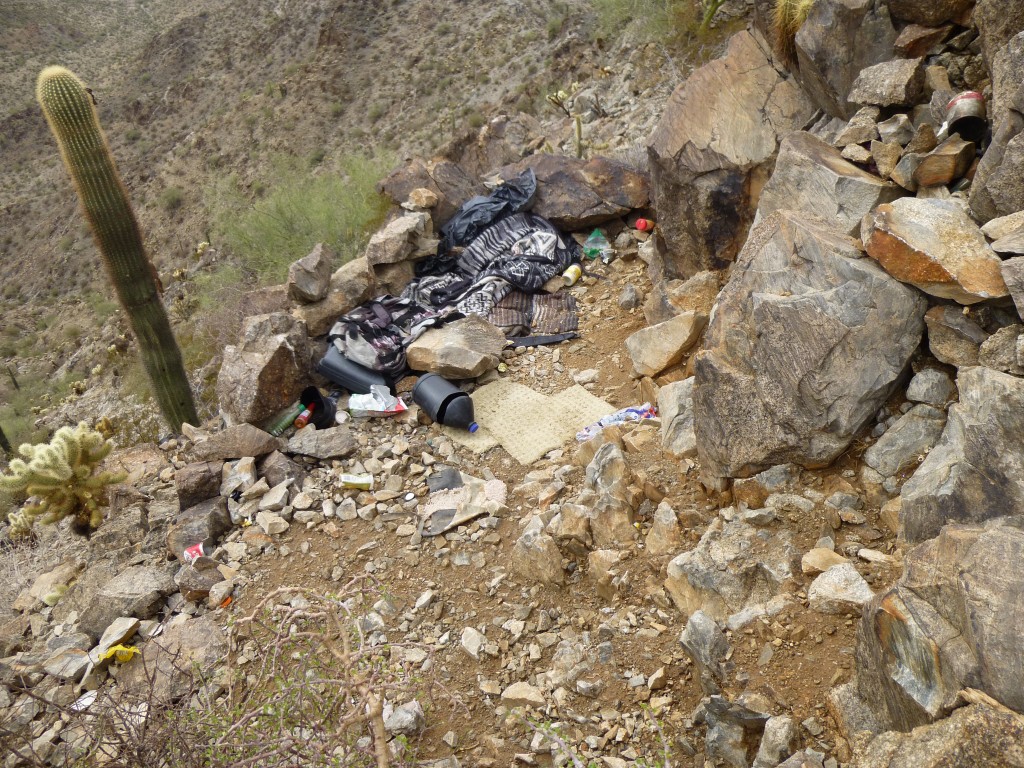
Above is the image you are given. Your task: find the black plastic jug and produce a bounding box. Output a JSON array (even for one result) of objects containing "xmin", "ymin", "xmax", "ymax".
[
  {"xmin": 412, "ymin": 374, "xmax": 479, "ymax": 432},
  {"xmin": 300, "ymin": 386, "xmax": 340, "ymax": 429},
  {"xmin": 316, "ymin": 346, "xmax": 390, "ymax": 394}
]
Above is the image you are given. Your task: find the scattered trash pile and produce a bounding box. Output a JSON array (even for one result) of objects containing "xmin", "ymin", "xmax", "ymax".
[{"xmin": 240, "ymin": 156, "xmax": 660, "ymax": 460}]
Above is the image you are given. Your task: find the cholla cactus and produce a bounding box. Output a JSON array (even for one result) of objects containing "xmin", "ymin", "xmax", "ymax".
[{"xmin": 0, "ymin": 422, "xmax": 126, "ymax": 538}]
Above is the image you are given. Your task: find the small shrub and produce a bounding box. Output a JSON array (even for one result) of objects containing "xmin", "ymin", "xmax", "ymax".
[
  {"xmin": 308, "ymin": 146, "xmax": 327, "ymax": 167},
  {"xmin": 84, "ymin": 291, "xmax": 119, "ymax": 320},
  {"xmin": 159, "ymin": 186, "xmax": 184, "ymax": 212},
  {"xmin": 211, "ymin": 153, "xmax": 391, "ymax": 284},
  {"xmin": 590, "ymin": 0, "xmax": 690, "ymax": 42}
]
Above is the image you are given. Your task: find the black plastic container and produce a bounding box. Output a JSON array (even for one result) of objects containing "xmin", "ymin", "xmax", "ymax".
[
  {"xmin": 300, "ymin": 386, "xmax": 340, "ymax": 429},
  {"xmin": 412, "ymin": 374, "xmax": 479, "ymax": 432},
  {"xmin": 316, "ymin": 346, "xmax": 390, "ymax": 394}
]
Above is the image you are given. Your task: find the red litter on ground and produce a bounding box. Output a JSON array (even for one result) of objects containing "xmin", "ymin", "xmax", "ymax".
[{"xmin": 636, "ymin": 218, "xmax": 653, "ymax": 231}]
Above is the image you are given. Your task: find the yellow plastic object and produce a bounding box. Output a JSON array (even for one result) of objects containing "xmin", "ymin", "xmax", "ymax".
[{"xmin": 98, "ymin": 644, "xmax": 140, "ymax": 664}]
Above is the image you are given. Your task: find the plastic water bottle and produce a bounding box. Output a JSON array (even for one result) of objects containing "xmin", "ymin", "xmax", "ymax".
[
  {"xmin": 412, "ymin": 374, "xmax": 479, "ymax": 432},
  {"xmin": 294, "ymin": 403, "xmax": 315, "ymax": 429}
]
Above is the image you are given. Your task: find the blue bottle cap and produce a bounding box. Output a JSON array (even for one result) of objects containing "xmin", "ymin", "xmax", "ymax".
[{"xmin": 468, "ymin": 422, "xmax": 479, "ymax": 433}]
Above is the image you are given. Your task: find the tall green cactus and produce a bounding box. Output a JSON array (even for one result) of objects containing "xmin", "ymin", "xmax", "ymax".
[{"xmin": 36, "ymin": 66, "xmax": 198, "ymax": 431}]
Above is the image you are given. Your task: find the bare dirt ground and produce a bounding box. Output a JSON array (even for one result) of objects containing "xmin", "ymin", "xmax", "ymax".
[{"xmin": 214, "ymin": 248, "xmax": 903, "ymax": 766}]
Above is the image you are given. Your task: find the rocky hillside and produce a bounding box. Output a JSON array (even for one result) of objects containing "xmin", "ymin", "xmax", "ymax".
[
  {"xmin": 5, "ymin": 0, "xmax": 1024, "ymax": 767},
  {"xmin": 0, "ymin": 0, "xmax": 709, "ymax": 446}
]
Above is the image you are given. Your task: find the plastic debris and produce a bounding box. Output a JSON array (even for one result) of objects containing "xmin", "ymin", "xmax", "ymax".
[
  {"xmin": 576, "ymin": 403, "xmax": 658, "ymax": 441},
  {"xmin": 348, "ymin": 385, "xmax": 408, "ymax": 418},
  {"xmin": 97, "ymin": 644, "xmax": 140, "ymax": 664}
]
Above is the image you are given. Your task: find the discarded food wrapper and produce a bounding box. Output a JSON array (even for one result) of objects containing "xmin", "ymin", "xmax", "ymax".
[
  {"xmin": 349, "ymin": 384, "xmax": 408, "ymax": 418},
  {"xmin": 576, "ymin": 403, "xmax": 657, "ymax": 441},
  {"xmin": 340, "ymin": 473, "xmax": 374, "ymax": 490}
]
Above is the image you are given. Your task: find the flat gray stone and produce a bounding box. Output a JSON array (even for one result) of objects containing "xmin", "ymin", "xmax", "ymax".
[
  {"xmin": 864, "ymin": 404, "xmax": 946, "ymax": 478},
  {"xmin": 808, "ymin": 563, "xmax": 873, "ymax": 614},
  {"xmin": 286, "ymin": 425, "xmax": 357, "ymax": 460}
]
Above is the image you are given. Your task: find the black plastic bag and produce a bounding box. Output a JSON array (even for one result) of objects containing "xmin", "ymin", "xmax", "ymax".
[{"xmin": 417, "ymin": 168, "xmax": 537, "ymax": 276}]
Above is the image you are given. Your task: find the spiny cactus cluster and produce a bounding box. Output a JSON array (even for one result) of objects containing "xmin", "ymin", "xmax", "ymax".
[
  {"xmin": 36, "ymin": 65, "xmax": 198, "ymax": 432},
  {"xmin": 772, "ymin": 0, "xmax": 816, "ymax": 65},
  {"xmin": 0, "ymin": 422, "xmax": 126, "ymax": 538}
]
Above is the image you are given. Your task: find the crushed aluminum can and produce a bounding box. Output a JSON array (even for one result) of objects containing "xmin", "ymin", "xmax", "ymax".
[{"xmin": 183, "ymin": 542, "xmax": 205, "ymax": 564}]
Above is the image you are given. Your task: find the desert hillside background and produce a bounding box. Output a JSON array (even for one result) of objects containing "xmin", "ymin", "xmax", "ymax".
[{"xmin": 0, "ymin": 0, "xmax": 737, "ymax": 448}]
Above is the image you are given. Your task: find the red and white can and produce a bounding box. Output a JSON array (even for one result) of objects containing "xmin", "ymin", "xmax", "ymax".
[{"xmin": 183, "ymin": 542, "xmax": 205, "ymax": 564}]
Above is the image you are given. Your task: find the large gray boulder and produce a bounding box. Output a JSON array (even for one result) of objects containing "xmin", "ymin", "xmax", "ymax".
[
  {"xmin": 970, "ymin": 31, "xmax": 1024, "ymax": 221},
  {"xmin": 216, "ymin": 313, "xmax": 309, "ymax": 427},
  {"xmin": 499, "ymin": 154, "xmax": 650, "ymax": 230},
  {"xmin": 794, "ymin": 0, "xmax": 897, "ymax": 119},
  {"xmin": 693, "ymin": 211, "xmax": 927, "ymax": 481},
  {"xmin": 119, "ymin": 615, "xmax": 228, "ymax": 703},
  {"xmin": 76, "ymin": 565, "xmax": 177, "ymax": 640},
  {"xmin": 848, "ymin": 58, "xmax": 926, "ymax": 109},
  {"xmin": 647, "ymin": 29, "xmax": 814, "ymax": 279},
  {"xmin": 754, "ymin": 131, "xmax": 902, "ymax": 237},
  {"xmin": 863, "ymin": 404, "xmax": 946, "ymax": 479},
  {"xmin": 859, "ymin": 703, "xmax": 1024, "ymax": 768},
  {"xmin": 856, "ymin": 520, "xmax": 1024, "ymax": 731},
  {"xmin": 363, "ymin": 212, "xmax": 433, "ymax": 267},
  {"xmin": 900, "ymin": 366, "xmax": 1024, "ymax": 543}
]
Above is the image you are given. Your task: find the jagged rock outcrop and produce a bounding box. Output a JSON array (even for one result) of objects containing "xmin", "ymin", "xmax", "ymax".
[
  {"xmin": 754, "ymin": 131, "xmax": 902, "ymax": 236},
  {"xmin": 794, "ymin": 0, "xmax": 897, "ymax": 119},
  {"xmin": 970, "ymin": 21, "xmax": 1024, "ymax": 221},
  {"xmin": 647, "ymin": 29, "xmax": 815, "ymax": 279},
  {"xmin": 856, "ymin": 520, "xmax": 1024, "ymax": 731},
  {"xmin": 693, "ymin": 210, "xmax": 927, "ymax": 481},
  {"xmin": 900, "ymin": 366, "xmax": 1024, "ymax": 542}
]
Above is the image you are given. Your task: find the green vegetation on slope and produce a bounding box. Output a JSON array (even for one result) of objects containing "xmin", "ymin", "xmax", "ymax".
[{"xmin": 211, "ymin": 152, "xmax": 392, "ymax": 285}]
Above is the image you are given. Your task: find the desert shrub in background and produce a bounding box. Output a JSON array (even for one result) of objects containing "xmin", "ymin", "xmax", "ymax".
[
  {"xmin": 159, "ymin": 186, "xmax": 185, "ymax": 211},
  {"xmin": 590, "ymin": 0, "xmax": 688, "ymax": 39},
  {"xmin": 211, "ymin": 152, "xmax": 391, "ymax": 285}
]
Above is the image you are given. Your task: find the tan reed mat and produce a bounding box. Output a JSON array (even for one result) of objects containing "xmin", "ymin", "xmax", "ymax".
[{"xmin": 444, "ymin": 379, "xmax": 614, "ymax": 464}]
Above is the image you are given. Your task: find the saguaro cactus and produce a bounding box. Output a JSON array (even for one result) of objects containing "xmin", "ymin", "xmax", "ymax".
[{"xmin": 36, "ymin": 66, "xmax": 198, "ymax": 431}]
